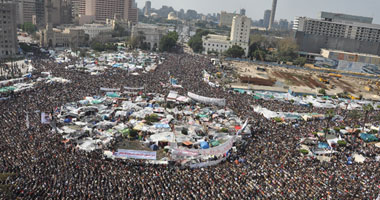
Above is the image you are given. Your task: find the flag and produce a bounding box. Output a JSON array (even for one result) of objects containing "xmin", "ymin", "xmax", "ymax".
[{"xmin": 25, "ymin": 113, "xmax": 29, "ymax": 129}]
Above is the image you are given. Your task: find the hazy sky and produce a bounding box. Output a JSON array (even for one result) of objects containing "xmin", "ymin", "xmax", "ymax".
[{"xmin": 135, "ymin": 0, "xmax": 380, "ymax": 23}]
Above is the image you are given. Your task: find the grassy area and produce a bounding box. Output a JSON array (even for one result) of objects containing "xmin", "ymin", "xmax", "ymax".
[{"xmin": 0, "ymin": 173, "xmax": 15, "ymax": 198}]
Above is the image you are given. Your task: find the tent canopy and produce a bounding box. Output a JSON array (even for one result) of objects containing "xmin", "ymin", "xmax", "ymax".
[{"xmin": 200, "ymin": 141, "xmax": 209, "ymax": 149}]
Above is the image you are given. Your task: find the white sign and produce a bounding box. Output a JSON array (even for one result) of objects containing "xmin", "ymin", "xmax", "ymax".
[
  {"xmin": 100, "ymin": 87, "xmax": 121, "ymax": 92},
  {"xmin": 114, "ymin": 149, "xmax": 156, "ymax": 160},
  {"xmin": 187, "ymin": 92, "xmax": 226, "ymax": 106}
]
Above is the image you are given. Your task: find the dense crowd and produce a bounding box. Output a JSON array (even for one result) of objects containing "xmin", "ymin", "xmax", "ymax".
[{"xmin": 0, "ymin": 51, "xmax": 380, "ymax": 199}]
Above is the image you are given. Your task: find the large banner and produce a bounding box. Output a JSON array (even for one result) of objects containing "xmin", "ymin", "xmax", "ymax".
[
  {"xmin": 100, "ymin": 87, "xmax": 120, "ymax": 92},
  {"xmin": 187, "ymin": 92, "xmax": 226, "ymax": 107},
  {"xmin": 114, "ymin": 149, "xmax": 156, "ymax": 160},
  {"xmin": 124, "ymin": 86, "xmax": 144, "ymax": 90},
  {"xmin": 172, "ymin": 136, "xmax": 235, "ymax": 157},
  {"xmin": 189, "ymin": 157, "xmax": 227, "ymax": 168}
]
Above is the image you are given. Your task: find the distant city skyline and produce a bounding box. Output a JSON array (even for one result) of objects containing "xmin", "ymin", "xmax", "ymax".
[{"xmin": 135, "ymin": 0, "xmax": 380, "ymax": 23}]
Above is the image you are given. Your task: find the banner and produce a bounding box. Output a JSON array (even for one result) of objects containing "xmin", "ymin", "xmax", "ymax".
[
  {"xmin": 236, "ymin": 119, "xmax": 249, "ymax": 135},
  {"xmin": 100, "ymin": 87, "xmax": 120, "ymax": 92},
  {"xmin": 189, "ymin": 157, "xmax": 227, "ymax": 168},
  {"xmin": 124, "ymin": 86, "xmax": 144, "ymax": 90},
  {"xmin": 114, "ymin": 149, "xmax": 156, "ymax": 160},
  {"xmin": 172, "ymin": 136, "xmax": 235, "ymax": 157},
  {"xmin": 187, "ymin": 92, "xmax": 226, "ymax": 107},
  {"xmin": 41, "ymin": 112, "xmax": 50, "ymax": 124}
]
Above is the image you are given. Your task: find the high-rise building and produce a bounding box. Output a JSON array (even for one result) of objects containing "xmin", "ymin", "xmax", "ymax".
[
  {"xmin": 35, "ymin": 0, "xmax": 45, "ymax": 26},
  {"xmin": 203, "ymin": 15, "xmax": 251, "ymax": 56},
  {"xmin": 240, "ymin": 8, "xmax": 245, "ymax": 16},
  {"xmin": 0, "ymin": 0, "xmax": 18, "ymax": 58},
  {"xmin": 268, "ymin": 0, "xmax": 277, "ymax": 30},
  {"xmin": 70, "ymin": 0, "xmax": 81, "ymax": 18},
  {"xmin": 79, "ymin": 0, "xmax": 137, "ymax": 23},
  {"xmin": 143, "ymin": 1, "xmax": 150, "ymax": 16},
  {"xmin": 219, "ymin": 11, "xmax": 239, "ymax": 27},
  {"xmin": 230, "ymin": 15, "xmax": 251, "ymax": 55},
  {"xmin": 16, "ymin": 0, "xmax": 36, "ymax": 25},
  {"xmin": 294, "ymin": 11, "xmax": 380, "ymax": 56},
  {"xmin": 263, "ymin": 9, "xmax": 271, "ymax": 28}
]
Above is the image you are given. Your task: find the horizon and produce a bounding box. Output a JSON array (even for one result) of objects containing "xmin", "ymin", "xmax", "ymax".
[{"xmin": 136, "ymin": 0, "xmax": 380, "ymax": 24}]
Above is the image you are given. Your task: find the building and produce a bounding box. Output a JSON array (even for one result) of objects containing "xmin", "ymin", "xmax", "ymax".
[
  {"xmin": 294, "ymin": 12, "xmax": 380, "ymax": 56},
  {"xmin": 268, "ymin": 0, "xmax": 277, "ymax": 30},
  {"xmin": 131, "ymin": 23, "xmax": 168, "ymax": 50},
  {"xmin": 230, "ymin": 15, "xmax": 250, "ymax": 55},
  {"xmin": 77, "ymin": 23, "xmax": 113, "ymax": 40},
  {"xmin": 0, "ymin": 0, "xmax": 18, "ymax": 58},
  {"xmin": 203, "ymin": 15, "xmax": 251, "ymax": 56},
  {"xmin": 202, "ymin": 34, "xmax": 230, "ymax": 54},
  {"xmin": 321, "ymin": 49, "xmax": 380, "ymax": 65},
  {"xmin": 16, "ymin": 0, "xmax": 36, "ymax": 25},
  {"xmin": 167, "ymin": 12, "xmax": 178, "ymax": 20},
  {"xmin": 39, "ymin": 0, "xmax": 85, "ymax": 48},
  {"xmin": 240, "ymin": 8, "xmax": 245, "ymax": 16},
  {"xmin": 79, "ymin": 0, "xmax": 138, "ymax": 23},
  {"xmin": 34, "ymin": 0, "xmax": 44, "ymax": 26},
  {"xmin": 219, "ymin": 11, "xmax": 239, "ymax": 27},
  {"xmin": 278, "ymin": 19, "xmax": 289, "ymax": 30},
  {"xmin": 263, "ymin": 9, "xmax": 271, "ymax": 28},
  {"xmin": 70, "ymin": 0, "xmax": 81, "ymax": 18},
  {"xmin": 33, "ymin": 0, "xmax": 72, "ymax": 27},
  {"xmin": 143, "ymin": 1, "xmax": 150, "ymax": 17}
]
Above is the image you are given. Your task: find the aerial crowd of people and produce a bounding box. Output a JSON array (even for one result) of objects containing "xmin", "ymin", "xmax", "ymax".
[{"xmin": 0, "ymin": 51, "xmax": 380, "ymax": 199}]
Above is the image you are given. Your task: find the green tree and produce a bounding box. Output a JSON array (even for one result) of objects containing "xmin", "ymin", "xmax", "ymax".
[
  {"xmin": 188, "ymin": 29, "xmax": 213, "ymax": 53},
  {"xmin": 293, "ymin": 57, "xmax": 307, "ymax": 66},
  {"xmin": 22, "ymin": 22, "xmax": 37, "ymax": 34},
  {"xmin": 362, "ymin": 104, "xmax": 374, "ymax": 129},
  {"xmin": 276, "ymin": 37, "xmax": 298, "ymax": 62},
  {"xmin": 159, "ymin": 31, "xmax": 178, "ymax": 52},
  {"xmin": 324, "ymin": 109, "xmax": 335, "ymax": 139},
  {"xmin": 224, "ymin": 45, "xmax": 245, "ymax": 58}
]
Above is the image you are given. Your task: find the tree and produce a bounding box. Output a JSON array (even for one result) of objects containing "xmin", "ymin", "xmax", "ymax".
[
  {"xmin": 276, "ymin": 37, "xmax": 298, "ymax": 62},
  {"xmin": 21, "ymin": 22, "xmax": 37, "ymax": 34},
  {"xmin": 224, "ymin": 45, "xmax": 245, "ymax": 58},
  {"xmin": 362, "ymin": 104, "xmax": 374, "ymax": 129},
  {"xmin": 188, "ymin": 29, "xmax": 213, "ymax": 53},
  {"xmin": 159, "ymin": 31, "xmax": 178, "ymax": 52},
  {"xmin": 293, "ymin": 57, "xmax": 307, "ymax": 66},
  {"xmin": 318, "ymin": 89, "xmax": 326, "ymax": 96},
  {"xmin": 112, "ymin": 23, "xmax": 129, "ymax": 37},
  {"xmin": 129, "ymin": 31, "xmax": 146, "ymax": 49},
  {"xmin": 324, "ymin": 109, "xmax": 335, "ymax": 139}
]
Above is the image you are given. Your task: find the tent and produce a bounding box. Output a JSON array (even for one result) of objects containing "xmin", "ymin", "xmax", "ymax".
[
  {"xmin": 91, "ymin": 100, "xmax": 102, "ymax": 104},
  {"xmin": 360, "ymin": 133, "xmax": 379, "ymax": 142},
  {"xmin": 150, "ymin": 144, "xmax": 159, "ymax": 151},
  {"xmin": 200, "ymin": 141, "xmax": 209, "ymax": 149},
  {"xmin": 106, "ymin": 93, "xmax": 120, "ymax": 98},
  {"xmin": 211, "ymin": 140, "xmax": 220, "ymax": 147}
]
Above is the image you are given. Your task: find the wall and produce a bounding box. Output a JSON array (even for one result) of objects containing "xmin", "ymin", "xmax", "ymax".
[{"xmin": 295, "ymin": 31, "xmax": 380, "ymax": 56}]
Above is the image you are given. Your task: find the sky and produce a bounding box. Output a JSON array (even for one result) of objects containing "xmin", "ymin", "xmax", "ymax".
[{"xmin": 135, "ymin": 0, "xmax": 380, "ymax": 23}]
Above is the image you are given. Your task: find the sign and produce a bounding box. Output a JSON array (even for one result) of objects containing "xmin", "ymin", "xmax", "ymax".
[
  {"xmin": 41, "ymin": 112, "xmax": 50, "ymax": 124},
  {"xmin": 100, "ymin": 87, "xmax": 121, "ymax": 92},
  {"xmin": 124, "ymin": 86, "xmax": 144, "ymax": 90},
  {"xmin": 187, "ymin": 92, "xmax": 226, "ymax": 107},
  {"xmin": 173, "ymin": 136, "xmax": 235, "ymax": 157},
  {"xmin": 114, "ymin": 149, "xmax": 156, "ymax": 160}
]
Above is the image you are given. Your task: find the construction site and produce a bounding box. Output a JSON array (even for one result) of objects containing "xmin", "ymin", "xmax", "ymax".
[{"xmin": 228, "ymin": 61, "xmax": 380, "ymax": 100}]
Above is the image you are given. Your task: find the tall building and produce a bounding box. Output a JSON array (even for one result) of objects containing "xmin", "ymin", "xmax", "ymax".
[
  {"xmin": 294, "ymin": 11, "xmax": 380, "ymax": 56},
  {"xmin": 263, "ymin": 9, "xmax": 271, "ymax": 28},
  {"xmin": 230, "ymin": 15, "xmax": 251, "ymax": 55},
  {"xmin": 70, "ymin": 0, "xmax": 81, "ymax": 18},
  {"xmin": 35, "ymin": 0, "xmax": 45, "ymax": 26},
  {"xmin": 268, "ymin": 0, "xmax": 277, "ymax": 30},
  {"xmin": 219, "ymin": 11, "xmax": 239, "ymax": 27},
  {"xmin": 240, "ymin": 8, "xmax": 245, "ymax": 16},
  {"xmin": 203, "ymin": 15, "xmax": 251, "ymax": 56},
  {"xmin": 79, "ymin": 0, "xmax": 137, "ymax": 23},
  {"xmin": 16, "ymin": 0, "xmax": 36, "ymax": 25},
  {"xmin": 143, "ymin": 1, "xmax": 150, "ymax": 16},
  {"xmin": 0, "ymin": 0, "xmax": 18, "ymax": 58}
]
